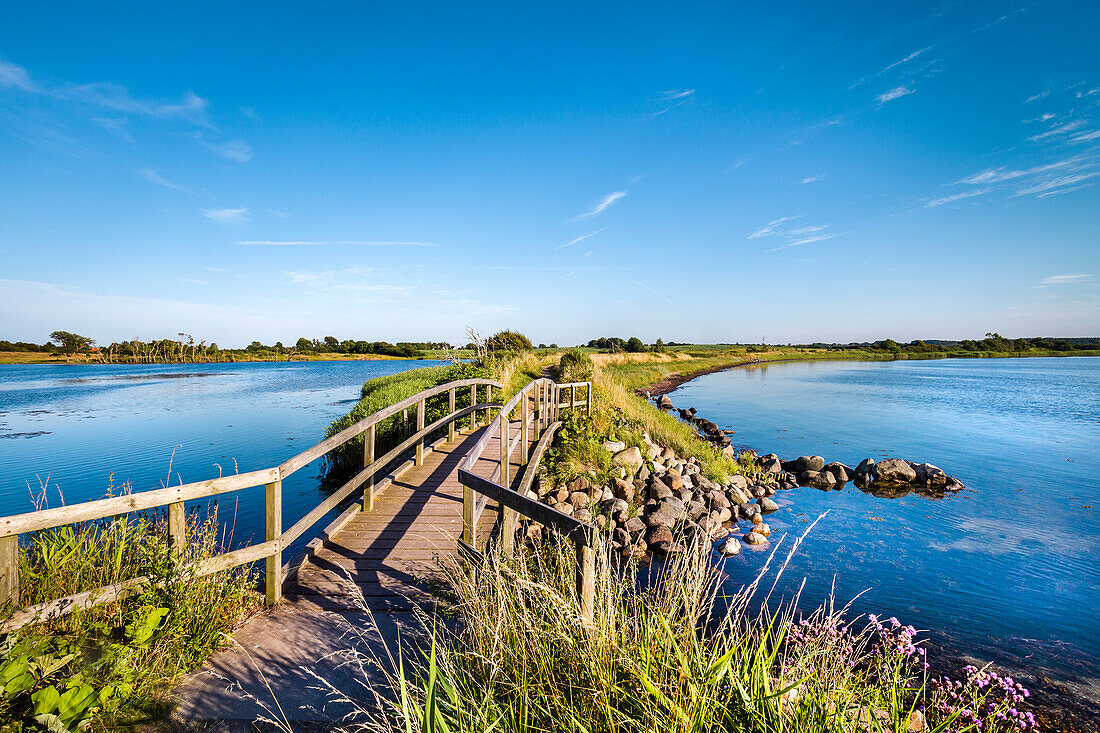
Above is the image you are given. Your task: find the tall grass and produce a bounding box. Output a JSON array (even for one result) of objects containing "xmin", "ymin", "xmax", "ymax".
[
  {"xmin": 2, "ymin": 484, "xmax": 261, "ymax": 728},
  {"xmin": 300, "ymin": 534, "xmax": 1030, "ymax": 733}
]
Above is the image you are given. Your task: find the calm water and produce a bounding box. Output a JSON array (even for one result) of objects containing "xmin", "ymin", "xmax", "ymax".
[
  {"xmin": 0, "ymin": 360, "xmax": 440, "ymax": 558},
  {"xmin": 671, "ymin": 358, "xmax": 1100, "ymax": 703}
]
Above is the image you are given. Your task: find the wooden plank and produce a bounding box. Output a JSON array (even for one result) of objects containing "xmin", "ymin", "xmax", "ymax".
[
  {"xmin": 458, "ymin": 469, "xmax": 596, "ymax": 547},
  {"xmin": 363, "ymin": 422, "xmax": 375, "ymax": 511},
  {"xmin": 168, "ymin": 501, "xmax": 185, "ymax": 558},
  {"xmin": 0, "ymin": 535, "xmax": 18, "ymax": 607}
]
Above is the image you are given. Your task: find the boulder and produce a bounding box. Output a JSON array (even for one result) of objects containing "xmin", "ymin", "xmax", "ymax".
[
  {"xmin": 624, "ymin": 516, "xmax": 646, "ymax": 535},
  {"xmin": 871, "ymin": 458, "xmax": 917, "ymax": 484},
  {"xmin": 568, "ymin": 491, "xmax": 590, "ymax": 510},
  {"xmin": 750, "ymin": 512, "xmax": 763, "ymax": 526},
  {"xmin": 912, "ymin": 462, "xmax": 948, "ymax": 486},
  {"xmin": 699, "ymin": 515, "xmax": 728, "ymax": 539},
  {"xmin": 799, "ymin": 470, "xmax": 822, "ymax": 486},
  {"xmin": 687, "ymin": 501, "xmax": 708, "ymax": 522},
  {"xmin": 613, "ymin": 446, "xmax": 644, "ymax": 473},
  {"xmin": 751, "ymin": 485, "xmax": 766, "ymax": 498},
  {"xmin": 667, "ymin": 473, "xmax": 685, "ymax": 492},
  {"xmin": 794, "ymin": 456, "xmax": 826, "ymax": 473},
  {"xmin": 612, "ymin": 478, "xmax": 635, "ymax": 502},
  {"xmin": 727, "ymin": 487, "xmax": 750, "ymax": 505},
  {"xmin": 707, "ymin": 490, "xmax": 730, "ymax": 510},
  {"xmin": 754, "ymin": 523, "xmax": 771, "ymax": 537},
  {"xmin": 757, "ymin": 497, "xmax": 779, "ymax": 513},
  {"xmin": 728, "ymin": 475, "xmax": 750, "ymax": 490},
  {"xmin": 743, "ymin": 531, "xmax": 769, "ymax": 545},
  {"xmin": 719, "ymin": 537, "xmax": 742, "ymax": 556},
  {"xmin": 656, "ymin": 394, "xmax": 673, "ymax": 410},
  {"xmin": 575, "ymin": 508, "xmax": 592, "ymax": 523},
  {"xmin": 822, "ymin": 462, "xmax": 852, "ymax": 483},
  {"xmin": 713, "ymin": 506, "xmax": 733, "ymax": 523},
  {"xmin": 568, "ymin": 475, "xmax": 589, "ymax": 493},
  {"xmin": 602, "ymin": 440, "xmax": 626, "ymax": 454},
  {"xmin": 757, "ymin": 453, "xmax": 783, "ymax": 474},
  {"xmin": 695, "ymin": 475, "xmax": 719, "ymax": 492},
  {"xmin": 646, "ymin": 525, "xmax": 674, "ymax": 550},
  {"xmin": 740, "ymin": 502, "xmax": 761, "ymax": 518},
  {"xmin": 807, "ymin": 471, "xmax": 836, "ymax": 490},
  {"xmin": 649, "ymin": 477, "xmax": 674, "ymax": 501}
]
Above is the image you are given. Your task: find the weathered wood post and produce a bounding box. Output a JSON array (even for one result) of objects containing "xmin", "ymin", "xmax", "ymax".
[
  {"xmin": 448, "ymin": 387, "xmax": 456, "ymax": 442},
  {"xmin": 570, "ymin": 384, "xmax": 576, "ymax": 411},
  {"xmin": 363, "ymin": 423, "xmax": 375, "ymax": 511},
  {"xmin": 415, "ymin": 397, "xmax": 426, "ymax": 465},
  {"xmin": 265, "ymin": 479, "xmax": 282, "ymax": 605},
  {"xmin": 576, "ymin": 538, "xmax": 595, "ymax": 623},
  {"xmin": 586, "ymin": 382, "xmax": 592, "ymax": 415},
  {"xmin": 0, "ymin": 535, "xmax": 19, "ymax": 607},
  {"xmin": 470, "ymin": 384, "xmax": 478, "ymax": 428},
  {"xmin": 168, "ymin": 501, "xmax": 186, "ymax": 558},
  {"xmin": 520, "ymin": 387, "xmax": 529, "ymax": 462},
  {"xmin": 500, "ymin": 403, "xmax": 516, "ymax": 558},
  {"xmin": 462, "ymin": 483, "xmax": 475, "ymax": 547},
  {"xmin": 402, "ymin": 408, "xmax": 409, "ymax": 438}
]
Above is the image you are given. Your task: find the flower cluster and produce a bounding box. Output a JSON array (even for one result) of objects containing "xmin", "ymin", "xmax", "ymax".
[{"xmin": 928, "ymin": 665, "xmax": 1036, "ymax": 731}]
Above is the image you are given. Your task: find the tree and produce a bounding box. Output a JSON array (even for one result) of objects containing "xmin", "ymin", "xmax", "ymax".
[
  {"xmin": 652, "ymin": 338, "xmax": 666, "ymax": 353},
  {"xmin": 295, "ymin": 337, "xmax": 312, "ymax": 351},
  {"xmin": 625, "ymin": 337, "xmax": 645, "ymax": 353},
  {"xmin": 485, "ymin": 330, "xmax": 533, "ymax": 352},
  {"xmin": 323, "ymin": 336, "xmax": 340, "ymax": 352},
  {"xmin": 49, "ymin": 331, "xmax": 95, "ymax": 355}
]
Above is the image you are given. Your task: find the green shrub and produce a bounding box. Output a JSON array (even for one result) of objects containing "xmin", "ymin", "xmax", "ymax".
[
  {"xmin": 485, "ymin": 330, "xmax": 533, "ymax": 353},
  {"xmin": 555, "ymin": 348, "xmax": 593, "ymax": 382}
]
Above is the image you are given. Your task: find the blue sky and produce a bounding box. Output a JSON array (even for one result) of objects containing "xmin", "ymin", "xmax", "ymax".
[{"xmin": 1, "ymin": 1, "xmax": 1098, "ymax": 346}]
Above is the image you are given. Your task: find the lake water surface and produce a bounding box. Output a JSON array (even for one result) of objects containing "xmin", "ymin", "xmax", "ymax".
[
  {"xmin": 0, "ymin": 360, "xmax": 440, "ymax": 559},
  {"xmin": 669, "ymin": 357, "xmax": 1100, "ymax": 707}
]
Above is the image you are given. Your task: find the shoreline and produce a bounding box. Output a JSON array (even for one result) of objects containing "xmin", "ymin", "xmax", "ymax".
[{"xmin": 0, "ymin": 354, "xmax": 437, "ymax": 366}]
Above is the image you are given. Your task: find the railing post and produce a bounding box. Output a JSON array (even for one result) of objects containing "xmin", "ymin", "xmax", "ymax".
[
  {"xmin": 363, "ymin": 423, "xmax": 375, "ymax": 512},
  {"xmin": 570, "ymin": 384, "xmax": 576, "ymax": 411},
  {"xmin": 499, "ymin": 407, "xmax": 511, "ymax": 488},
  {"xmin": 586, "ymin": 382, "xmax": 592, "ymax": 415},
  {"xmin": 168, "ymin": 501, "xmax": 186, "ymax": 559},
  {"xmin": 415, "ymin": 398, "xmax": 426, "ymax": 465},
  {"xmin": 402, "ymin": 408, "xmax": 409, "ymax": 438},
  {"xmin": 470, "ymin": 384, "xmax": 478, "ymax": 428},
  {"xmin": 483, "ymin": 384, "xmax": 492, "ymax": 425},
  {"xmin": 462, "ymin": 481, "xmax": 475, "ymax": 547},
  {"xmin": 520, "ymin": 390, "xmax": 529, "ymax": 463},
  {"xmin": 265, "ymin": 480, "xmax": 282, "ymax": 605},
  {"xmin": 0, "ymin": 535, "xmax": 19, "ymax": 607},
  {"xmin": 448, "ymin": 387, "xmax": 456, "ymax": 442},
  {"xmin": 576, "ymin": 538, "xmax": 595, "ymax": 623}
]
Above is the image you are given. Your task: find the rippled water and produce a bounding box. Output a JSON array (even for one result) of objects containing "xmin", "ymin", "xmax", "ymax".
[
  {"xmin": 0, "ymin": 360, "xmax": 439, "ymax": 557},
  {"xmin": 670, "ymin": 357, "xmax": 1100, "ymax": 705}
]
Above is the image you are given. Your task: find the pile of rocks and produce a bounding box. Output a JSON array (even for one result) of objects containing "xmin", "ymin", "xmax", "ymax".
[
  {"xmin": 758, "ymin": 454, "xmax": 964, "ymax": 497},
  {"xmin": 534, "ymin": 435, "xmax": 783, "ymax": 559},
  {"xmin": 654, "ymin": 395, "xmax": 733, "ymax": 449}
]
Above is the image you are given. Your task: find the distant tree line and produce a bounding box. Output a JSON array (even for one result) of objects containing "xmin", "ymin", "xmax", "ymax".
[
  {"xmin": 585, "ymin": 337, "xmax": 666, "ymax": 354},
  {"xmin": 804, "ymin": 333, "xmax": 1100, "ymax": 354},
  {"xmin": 0, "ymin": 331, "xmax": 458, "ymax": 362}
]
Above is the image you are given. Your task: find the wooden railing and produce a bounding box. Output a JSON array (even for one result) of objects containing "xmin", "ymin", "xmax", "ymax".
[
  {"xmin": 0, "ymin": 377, "xmax": 505, "ymax": 631},
  {"xmin": 457, "ymin": 378, "xmax": 598, "ymax": 620}
]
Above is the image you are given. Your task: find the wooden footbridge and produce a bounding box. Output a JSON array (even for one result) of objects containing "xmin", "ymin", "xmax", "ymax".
[{"xmin": 0, "ymin": 376, "xmax": 594, "ymax": 625}]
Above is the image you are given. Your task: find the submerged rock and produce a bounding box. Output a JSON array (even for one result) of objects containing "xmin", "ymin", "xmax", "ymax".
[
  {"xmin": 719, "ymin": 537, "xmax": 742, "ymax": 555},
  {"xmin": 871, "ymin": 458, "xmax": 917, "ymax": 484},
  {"xmin": 743, "ymin": 531, "xmax": 769, "ymax": 545}
]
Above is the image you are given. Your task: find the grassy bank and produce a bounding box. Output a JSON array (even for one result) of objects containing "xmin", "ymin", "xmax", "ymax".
[{"xmin": 1, "ymin": 491, "xmax": 260, "ymax": 729}]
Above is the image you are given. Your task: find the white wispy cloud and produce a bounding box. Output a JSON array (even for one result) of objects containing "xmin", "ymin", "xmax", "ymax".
[
  {"xmin": 952, "ymin": 154, "xmax": 1099, "ymax": 200},
  {"xmin": 631, "ymin": 279, "xmax": 682, "ymax": 311},
  {"xmin": 237, "ymin": 240, "xmax": 439, "ymax": 247},
  {"xmin": 879, "ymin": 47, "xmax": 932, "ymax": 75},
  {"xmin": 285, "ymin": 268, "xmax": 408, "ymax": 293},
  {"xmin": 876, "ymin": 86, "xmax": 914, "ymax": 104},
  {"xmin": 1015, "ymin": 172, "xmax": 1099, "ymax": 198},
  {"xmin": 140, "ymin": 168, "xmax": 191, "ymax": 193},
  {"xmin": 799, "ymin": 175, "xmax": 825, "ymax": 184},
  {"xmin": 748, "ymin": 216, "xmax": 797, "ymax": 239},
  {"xmin": 748, "ymin": 217, "xmax": 840, "ymax": 252},
  {"xmin": 0, "ymin": 59, "xmax": 36, "ymax": 91},
  {"xmin": 201, "ymin": 207, "xmax": 249, "ymax": 225},
  {"xmin": 196, "ymin": 134, "xmax": 252, "ymax": 162},
  {"xmin": 925, "ymin": 189, "xmax": 990, "ymax": 207},
  {"xmin": 649, "ymin": 89, "xmax": 695, "ymax": 117},
  {"xmin": 1028, "ymin": 119, "xmax": 1088, "ymax": 142},
  {"xmin": 574, "ymin": 191, "xmax": 627, "ymax": 221},
  {"xmin": 556, "ymin": 229, "xmax": 604, "ymax": 250},
  {"xmin": 1037, "ymin": 273, "xmax": 1092, "ymax": 286}
]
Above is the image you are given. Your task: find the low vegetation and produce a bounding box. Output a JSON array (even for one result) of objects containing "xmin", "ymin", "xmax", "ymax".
[{"xmin": 0, "ymin": 485, "xmax": 260, "ymax": 730}]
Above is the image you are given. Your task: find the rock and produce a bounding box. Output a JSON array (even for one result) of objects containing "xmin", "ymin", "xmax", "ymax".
[
  {"xmin": 624, "ymin": 516, "xmax": 646, "ymax": 535},
  {"xmin": 907, "ymin": 710, "xmax": 927, "ymax": 733},
  {"xmin": 799, "ymin": 470, "xmax": 822, "ymax": 486},
  {"xmin": 912, "ymin": 462, "xmax": 948, "ymax": 486},
  {"xmin": 822, "ymin": 462, "xmax": 852, "ymax": 483},
  {"xmin": 637, "ymin": 465, "xmax": 650, "ymax": 482},
  {"xmin": 728, "ymin": 475, "xmax": 750, "ymax": 490},
  {"xmin": 575, "ymin": 508, "xmax": 592, "ymax": 522},
  {"xmin": 553, "ymin": 488, "xmax": 570, "ymax": 504},
  {"xmin": 727, "ymin": 487, "xmax": 750, "ymax": 505},
  {"xmin": 707, "ymin": 490, "xmax": 730, "ymax": 509},
  {"xmin": 677, "ymin": 408, "xmax": 695, "ymax": 422},
  {"xmin": 656, "ymin": 394, "xmax": 673, "ymax": 410},
  {"xmin": 754, "ymin": 523, "xmax": 771, "ymax": 537},
  {"xmin": 645, "ymin": 443, "xmax": 661, "ymax": 461},
  {"xmin": 695, "ymin": 475, "xmax": 719, "ymax": 492},
  {"xmin": 871, "ymin": 458, "xmax": 917, "ymax": 484},
  {"xmin": 613, "ymin": 446, "xmax": 644, "ymax": 473},
  {"xmin": 649, "ymin": 477, "xmax": 674, "ymax": 501},
  {"xmin": 586, "ymin": 486, "xmax": 603, "ymax": 503},
  {"xmin": 852, "ymin": 471, "xmax": 873, "ymax": 489},
  {"xmin": 699, "ymin": 515, "xmax": 728, "ymax": 539},
  {"xmin": 661, "ymin": 447, "xmax": 675, "ymax": 461},
  {"xmin": 854, "ymin": 458, "xmax": 874, "ymax": 479},
  {"xmin": 602, "ymin": 440, "xmax": 626, "ymax": 453},
  {"xmin": 719, "ymin": 537, "xmax": 742, "ymax": 555},
  {"xmin": 751, "ymin": 485, "xmax": 766, "ymax": 498},
  {"xmin": 721, "ymin": 445, "xmax": 736, "ymax": 457},
  {"xmin": 568, "ymin": 475, "xmax": 589, "ymax": 493},
  {"xmin": 687, "ymin": 501, "xmax": 708, "ymax": 522},
  {"xmin": 806, "ymin": 471, "xmax": 836, "ymax": 490},
  {"xmin": 794, "ymin": 456, "xmax": 826, "ymax": 473},
  {"xmin": 612, "ymin": 478, "xmax": 635, "ymax": 502},
  {"xmin": 743, "ymin": 531, "xmax": 768, "ymax": 545},
  {"xmin": 757, "ymin": 454, "xmax": 783, "ymax": 474},
  {"xmin": 557, "ymin": 503, "xmax": 574, "ymax": 517},
  {"xmin": 740, "ymin": 502, "xmax": 761, "ymax": 518},
  {"xmin": 568, "ymin": 491, "xmax": 589, "ymax": 509},
  {"xmin": 667, "ymin": 473, "xmax": 685, "ymax": 492},
  {"xmin": 594, "ymin": 514, "xmax": 608, "ymax": 530},
  {"xmin": 757, "ymin": 497, "xmax": 779, "ymax": 513},
  {"xmin": 647, "ymin": 525, "xmax": 674, "ymax": 550},
  {"xmin": 713, "ymin": 506, "xmax": 732, "ymax": 523}
]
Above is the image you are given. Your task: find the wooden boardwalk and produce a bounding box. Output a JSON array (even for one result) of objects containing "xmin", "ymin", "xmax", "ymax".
[{"xmin": 284, "ymin": 421, "xmax": 522, "ymax": 612}]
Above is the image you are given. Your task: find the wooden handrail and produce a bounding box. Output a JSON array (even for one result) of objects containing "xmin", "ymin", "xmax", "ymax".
[
  {"xmin": 0, "ymin": 376, "xmax": 503, "ymax": 629},
  {"xmin": 456, "ymin": 377, "xmax": 596, "ymax": 620}
]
